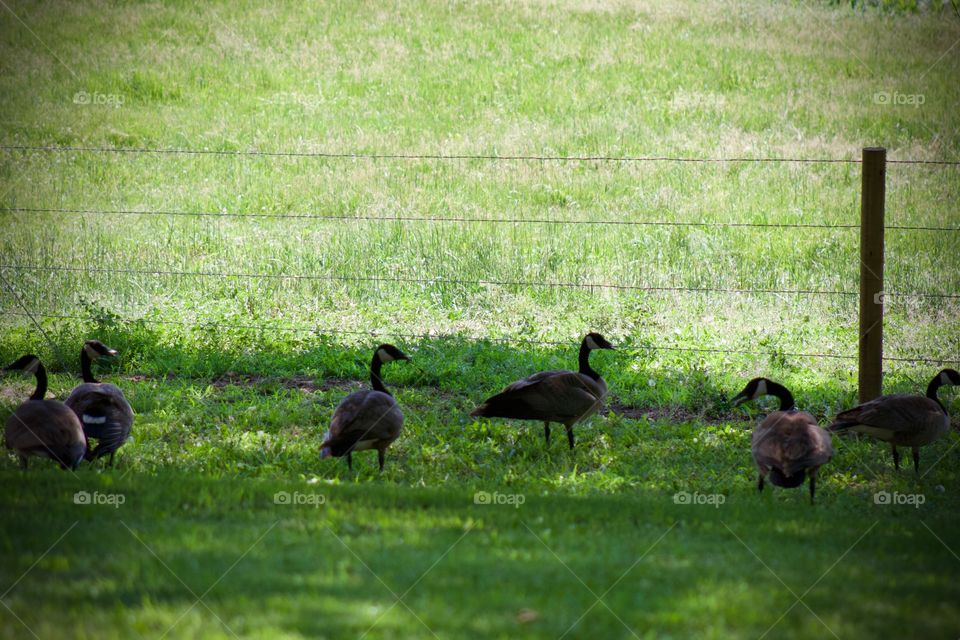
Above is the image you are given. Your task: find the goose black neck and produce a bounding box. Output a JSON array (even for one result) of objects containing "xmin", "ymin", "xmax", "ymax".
[
  {"xmin": 80, "ymin": 349, "xmax": 99, "ymax": 383},
  {"xmin": 927, "ymin": 377, "xmax": 946, "ymax": 413},
  {"xmin": 370, "ymin": 355, "xmax": 390, "ymax": 395},
  {"xmin": 578, "ymin": 341, "xmax": 600, "ymax": 381},
  {"xmin": 30, "ymin": 362, "xmax": 48, "ymax": 401},
  {"xmin": 766, "ymin": 381, "xmax": 795, "ymax": 411}
]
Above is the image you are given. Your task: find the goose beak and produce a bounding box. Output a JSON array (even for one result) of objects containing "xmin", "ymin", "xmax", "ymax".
[{"xmin": 730, "ymin": 392, "xmax": 749, "ymax": 407}]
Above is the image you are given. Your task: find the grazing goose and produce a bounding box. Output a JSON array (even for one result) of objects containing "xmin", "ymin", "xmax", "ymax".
[
  {"xmin": 64, "ymin": 340, "xmax": 134, "ymax": 466},
  {"xmin": 3, "ymin": 355, "xmax": 86, "ymax": 470},
  {"xmin": 829, "ymin": 368, "xmax": 960, "ymax": 473},
  {"xmin": 470, "ymin": 332, "xmax": 615, "ymax": 450},
  {"xmin": 731, "ymin": 378, "xmax": 833, "ymax": 503},
  {"xmin": 320, "ymin": 344, "xmax": 410, "ymax": 471}
]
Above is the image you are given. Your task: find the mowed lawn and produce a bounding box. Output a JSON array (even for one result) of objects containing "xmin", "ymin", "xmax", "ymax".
[
  {"xmin": 2, "ymin": 471, "xmax": 960, "ymax": 640},
  {"xmin": 2, "ymin": 0, "xmax": 960, "ymax": 638}
]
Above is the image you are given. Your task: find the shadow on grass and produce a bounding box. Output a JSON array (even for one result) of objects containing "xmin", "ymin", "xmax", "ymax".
[
  {"xmin": 1, "ymin": 312, "xmax": 920, "ymax": 421},
  {"xmin": 0, "ymin": 474, "xmax": 958, "ymax": 639}
]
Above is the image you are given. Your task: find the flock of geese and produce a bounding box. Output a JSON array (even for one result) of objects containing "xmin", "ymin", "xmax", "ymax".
[{"xmin": 3, "ymin": 335, "xmax": 959, "ymax": 502}]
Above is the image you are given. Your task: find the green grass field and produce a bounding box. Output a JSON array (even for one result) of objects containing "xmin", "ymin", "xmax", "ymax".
[{"xmin": 1, "ymin": 0, "xmax": 959, "ymax": 638}]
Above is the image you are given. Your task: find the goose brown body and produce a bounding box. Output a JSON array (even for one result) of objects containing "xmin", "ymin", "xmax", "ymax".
[
  {"xmin": 64, "ymin": 341, "xmax": 134, "ymax": 466},
  {"xmin": 320, "ymin": 344, "xmax": 409, "ymax": 471},
  {"xmin": 732, "ymin": 378, "xmax": 833, "ymax": 503},
  {"xmin": 4, "ymin": 355, "xmax": 86, "ymax": 470},
  {"xmin": 470, "ymin": 333, "xmax": 614, "ymax": 450},
  {"xmin": 752, "ymin": 410, "xmax": 833, "ymax": 489},
  {"xmin": 829, "ymin": 369, "xmax": 959, "ymax": 472}
]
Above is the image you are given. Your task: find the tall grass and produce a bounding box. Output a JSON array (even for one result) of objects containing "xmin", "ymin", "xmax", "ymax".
[{"xmin": 1, "ymin": 0, "xmax": 958, "ymax": 387}]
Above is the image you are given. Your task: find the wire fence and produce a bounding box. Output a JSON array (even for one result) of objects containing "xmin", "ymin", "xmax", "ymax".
[
  {"xmin": 2, "ymin": 206, "xmax": 957, "ymax": 232},
  {"xmin": 2, "ymin": 143, "xmax": 958, "ymax": 369},
  {"xmin": 3, "ymin": 144, "xmax": 960, "ymax": 165},
  {"xmin": 4, "ymin": 263, "xmax": 960, "ymax": 300}
]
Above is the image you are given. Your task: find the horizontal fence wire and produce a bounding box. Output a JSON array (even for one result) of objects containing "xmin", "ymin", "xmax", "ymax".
[
  {"xmin": 0, "ymin": 206, "xmax": 861, "ymax": 230},
  {"xmin": 1, "ymin": 144, "xmax": 958, "ymax": 165},
  {"xmin": 4, "ymin": 264, "xmax": 959, "ymax": 299},
  {"xmin": 2, "ymin": 263, "xmax": 864, "ymax": 297},
  {"xmin": 3, "ymin": 206, "xmax": 957, "ymax": 232},
  {"xmin": 3, "ymin": 311, "xmax": 957, "ymax": 365}
]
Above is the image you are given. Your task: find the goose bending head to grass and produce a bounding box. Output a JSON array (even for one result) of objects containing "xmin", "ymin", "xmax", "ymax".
[
  {"xmin": 65, "ymin": 340, "xmax": 134, "ymax": 467},
  {"xmin": 470, "ymin": 332, "xmax": 615, "ymax": 450},
  {"xmin": 829, "ymin": 368, "xmax": 960, "ymax": 473},
  {"xmin": 3, "ymin": 355, "xmax": 86, "ymax": 470},
  {"xmin": 731, "ymin": 378, "xmax": 833, "ymax": 504},
  {"xmin": 320, "ymin": 344, "xmax": 410, "ymax": 472}
]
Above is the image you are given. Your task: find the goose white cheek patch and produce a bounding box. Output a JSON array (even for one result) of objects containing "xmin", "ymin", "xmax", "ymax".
[
  {"xmin": 753, "ymin": 379, "xmax": 767, "ymax": 399},
  {"xmin": 24, "ymin": 359, "xmax": 40, "ymax": 374},
  {"xmin": 377, "ymin": 348, "xmax": 394, "ymax": 362},
  {"xmin": 585, "ymin": 336, "xmax": 599, "ymax": 350},
  {"xmin": 84, "ymin": 344, "xmax": 100, "ymax": 360},
  {"xmin": 942, "ymin": 372, "xmax": 953, "ymax": 386}
]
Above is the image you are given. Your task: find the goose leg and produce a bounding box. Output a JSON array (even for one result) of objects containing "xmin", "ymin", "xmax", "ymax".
[
  {"xmin": 757, "ymin": 474, "xmax": 765, "ymax": 493},
  {"xmin": 347, "ymin": 452, "xmax": 353, "ymax": 471},
  {"xmin": 565, "ymin": 425, "xmax": 575, "ymax": 450},
  {"xmin": 808, "ymin": 469, "xmax": 818, "ymax": 504},
  {"xmin": 891, "ymin": 444, "xmax": 901, "ymax": 471},
  {"xmin": 18, "ymin": 455, "xmax": 27, "ymax": 470},
  {"xmin": 912, "ymin": 447, "xmax": 920, "ymax": 474},
  {"xmin": 378, "ymin": 448, "xmax": 386, "ymax": 472},
  {"xmin": 543, "ymin": 422, "xmax": 551, "ymax": 447},
  {"xmin": 108, "ymin": 451, "xmax": 116, "ymax": 468}
]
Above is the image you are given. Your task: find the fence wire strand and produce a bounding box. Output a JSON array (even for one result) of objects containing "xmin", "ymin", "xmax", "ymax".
[
  {"xmin": 2, "ymin": 143, "xmax": 958, "ymax": 165},
  {"xmin": 5, "ymin": 263, "xmax": 960, "ymax": 299},
  {"xmin": 2, "ymin": 263, "xmax": 868, "ymax": 297},
  {"xmin": 3, "ymin": 206, "xmax": 956, "ymax": 232}
]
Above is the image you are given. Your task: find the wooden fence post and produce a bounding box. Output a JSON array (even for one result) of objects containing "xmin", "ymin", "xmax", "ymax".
[{"xmin": 859, "ymin": 147, "xmax": 886, "ymax": 403}]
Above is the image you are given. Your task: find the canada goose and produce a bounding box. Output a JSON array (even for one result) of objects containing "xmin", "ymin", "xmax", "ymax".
[
  {"xmin": 470, "ymin": 333, "xmax": 615, "ymax": 450},
  {"xmin": 3, "ymin": 355, "xmax": 86, "ymax": 470},
  {"xmin": 320, "ymin": 344, "xmax": 410, "ymax": 471},
  {"xmin": 829, "ymin": 368, "xmax": 960, "ymax": 473},
  {"xmin": 731, "ymin": 378, "xmax": 833, "ymax": 503},
  {"xmin": 64, "ymin": 340, "xmax": 134, "ymax": 466}
]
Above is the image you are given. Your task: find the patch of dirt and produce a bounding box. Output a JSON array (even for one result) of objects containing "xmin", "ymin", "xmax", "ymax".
[
  {"xmin": 606, "ymin": 402, "xmax": 740, "ymax": 426},
  {"xmin": 0, "ymin": 383, "xmax": 33, "ymax": 403},
  {"xmin": 208, "ymin": 373, "xmax": 362, "ymax": 394}
]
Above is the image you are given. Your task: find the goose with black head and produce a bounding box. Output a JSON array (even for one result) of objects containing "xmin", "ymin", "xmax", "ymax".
[
  {"xmin": 829, "ymin": 369, "xmax": 960, "ymax": 473},
  {"xmin": 320, "ymin": 344, "xmax": 410, "ymax": 471},
  {"xmin": 470, "ymin": 333, "xmax": 615, "ymax": 450},
  {"xmin": 3, "ymin": 355, "xmax": 86, "ymax": 470},
  {"xmin": 65, "ymin": 340, "xmax": 134, "ymax": 466},
  {"xmin": 731, "ymin": 378, "xmax": 833, "ymax": 503}
]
